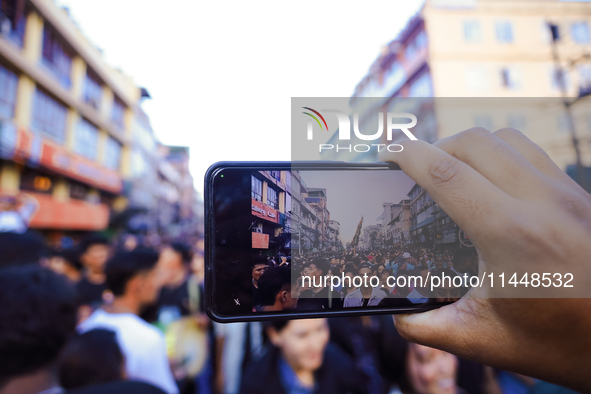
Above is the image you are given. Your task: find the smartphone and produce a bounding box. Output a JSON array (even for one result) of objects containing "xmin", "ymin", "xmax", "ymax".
[{"xmin": 205, "ymin": 162, "xmax": 473, "ymax": 323}]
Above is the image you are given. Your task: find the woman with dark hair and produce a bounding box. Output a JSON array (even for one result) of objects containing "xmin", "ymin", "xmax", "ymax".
[
  {"xmin": 240, "ymin": 319, "xmax": 367, "ymax": 394},
  {"xmin": 386, "ymin": 330, "xmax": 466, "ymax": 394}
]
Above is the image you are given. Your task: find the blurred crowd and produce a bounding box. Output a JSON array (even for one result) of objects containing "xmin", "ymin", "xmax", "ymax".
[{"xmin": 0, "ymin": 230, "xmax": 575, "ymax": 394}]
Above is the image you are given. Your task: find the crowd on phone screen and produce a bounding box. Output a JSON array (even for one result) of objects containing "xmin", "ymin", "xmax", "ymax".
[
  {"xmin": 0, "ymin": 230, "xmax": 576, "ymax": 394},
  {"xmin": 249, "ymin": 248, "xmax": 478, "ymax": 314}
]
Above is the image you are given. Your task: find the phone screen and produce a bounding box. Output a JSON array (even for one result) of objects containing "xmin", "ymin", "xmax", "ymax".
[{"xmin": 207, "ymin": 163, "xmax": 475, "ymax": 321}]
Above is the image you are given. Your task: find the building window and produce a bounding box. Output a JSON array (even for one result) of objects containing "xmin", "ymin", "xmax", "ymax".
[
  {"xmin": 267, "ymin": 186, "xmax": 278, "ymax": 209},
  {"xmin": 508, "ymin": 114, "xmax": 527, "ymax": 132},
  {"xmin": 0, "ymin": 0, "xmax": 27, "ymax": 47},
  {"xmin": 0, "ymin": 65, "xmax": 18, "ymax": 119},
  {"xmin": 75, "ymin": 118, "xmax": 99, "ymax": 160},
  {"xmin": 103, "ymin": 136, "xmax": 121, "ymax": 170},
  {"xmin": 463, "ymin": 21, "xmax": 482, "ymax": 43},
  {"xmin": 41, "ymin": 25, "xmax": 72, "ymax": 88},
  {"xmin": 500, "ymin": 67, "xmax": 520, "ymax": 89},
  {"xmin": 571, "ymin": 21, "xmax": 590, "ymax": 44},
  {"xmin": 474, "ymin": 115, "xmax": 493, "ymax": 130},
  {"xmin": 251, "ymin": 175, "xmax": 263, "ymax": 201},
  {"xmin": 111, "ymin": 97, "xmax": 125, "ymax": 131},
  {"xmin": 409, "ymin": 73, "xmax": 433, "ymax": 97},
  {"xmin": 495, "ymin": 21, "xmax": 514, "ymax": 43},
  {"xmin": 32, "ymin": 89, "xmax": 67, "ymax": 142},
  {"xmin": 83, "ymin": 68, "xmax": 102, "ymax": 110},
  {"xmin": 465, "ymin": 66, "xmax": 489, "ymax": 92}
]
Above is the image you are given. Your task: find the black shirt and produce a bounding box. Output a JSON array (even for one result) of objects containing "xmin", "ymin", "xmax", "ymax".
[{"xmin": 75, "ymin": 278, "xmax": 107, "ymax": 307}]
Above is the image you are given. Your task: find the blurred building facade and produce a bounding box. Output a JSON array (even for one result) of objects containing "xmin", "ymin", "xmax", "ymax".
[
  {"xmin": 325, "ymin": 0, "xmax": 591, "ymax": 171},
  {"xmin": 0, "ymin": 0, "xmax": 200, "ymax": 244}
]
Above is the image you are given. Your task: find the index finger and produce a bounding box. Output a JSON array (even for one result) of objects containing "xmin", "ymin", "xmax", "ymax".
[{"xmin": 379, "ymin": 139, "xmax": 515, "ymax": 241}]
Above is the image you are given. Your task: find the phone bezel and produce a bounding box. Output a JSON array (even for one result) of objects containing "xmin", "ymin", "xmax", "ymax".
[{"xmin": 204, "ymin": 161, "xmax": 450, "ymax": 323}]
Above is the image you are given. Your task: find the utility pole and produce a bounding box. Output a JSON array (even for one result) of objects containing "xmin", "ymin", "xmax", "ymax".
[{"xmin": 548, "ymin": 23, "xmax": 589, "ymax": 192}]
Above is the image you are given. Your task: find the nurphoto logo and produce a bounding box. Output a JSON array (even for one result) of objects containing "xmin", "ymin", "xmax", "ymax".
[{"xmin": 302, "ymin": 108, "xmax": 418, "ymax": 153}]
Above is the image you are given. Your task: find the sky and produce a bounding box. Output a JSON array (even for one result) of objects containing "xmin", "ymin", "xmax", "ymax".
[
  {"xmin": 55, "ymin": 0, "xmax": 424, "ymax": 195},
  {"xmin": 299, "ymin": 170, "xmax": 416, "ymax": 242}
]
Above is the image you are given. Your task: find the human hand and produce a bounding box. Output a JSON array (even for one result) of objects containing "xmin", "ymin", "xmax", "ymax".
[{"xmin": 380, "ymin": 127, "xmax": 591, "ymax": 392}]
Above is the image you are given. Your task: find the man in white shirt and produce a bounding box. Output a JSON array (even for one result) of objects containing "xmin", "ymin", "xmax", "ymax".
[
  {"xmin": 78, "ymin": 249, "xmax": 178, "ymax": 394},
  {"xmin": 344, "ymin": 263, "xmax": 388, "ymax": 307}
]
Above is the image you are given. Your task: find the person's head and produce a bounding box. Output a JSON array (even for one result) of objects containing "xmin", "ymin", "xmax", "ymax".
[
  {"xmin": 453, "ymin": 249, "xmax": 477, "ymax": 273},
  {"xmin": 388, "ymin": 330, "xmax": 458, "ymax": 394},
  {"xmin": 431, "ymin": 268, "xmax": 462, "ymax": 302},
  {"xmin": 251, "ymin": 256, "xmax": 269, "ymax": 284},
  {"xmin": 48, "ymin": 247, "xmax": 83, "ymax": 282},
  {"xmin": 0, "ymin": 265, "xmax": 77, "ymax": 389},
  {"xmin": 258, "ymin": 265, "xmax": 299, "ymax": 310},
  {"xmin": 0, "ymin": 232, "xmax": 46, "ymax": 268},
  {"xmin": 79, "ymin": 235, "xmax": 110, "ymax": 274},
  {"xmin": 58, "ymin": 329, "xmax": 125, "ymax": 390},
  {"xmin": 406, "ymin": 343, "xmax": 458, "ymax": 394},
  {"xmin": 266, "ymin": 319, "xmax": 329, "ymax": 373},
  {"xmin": 157, "ymin": 242, "xmax": 192, "ymax": 285},
  {"xmin": 306, "ymin": 258, "xmax": 329, "ymax": 279},
  {"xmin": 376, "ymin": 264, "xmax": 385, "ymax": 276},
  {"xmin": 104, "ymin": 249, "xmax": 161, "ymax": 308},
  {"xmin": 434, "ymin": 253, "xmax": 445, "ymax": 269}
]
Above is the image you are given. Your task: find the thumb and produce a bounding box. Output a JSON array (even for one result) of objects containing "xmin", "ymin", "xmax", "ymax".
[{"xmin": 393, "ymin": 297, "xmax": 491, "ymax": 360}]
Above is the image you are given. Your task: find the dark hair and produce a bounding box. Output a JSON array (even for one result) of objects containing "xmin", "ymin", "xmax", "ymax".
[
  {"xmin": 105, "ymin": 249, "xmax": 159, "ymax": 296},
  {"xmin": 169, "ymin": 242, "xmax": 193, "ymax": 264},
  {"xmin": 0, "ymin": 232, "xmax": 46, "ymax": 268},
  {"xmin": 343, "ymin": 263, "xmax": 357, "ymax": 275},
  {"xmin": 257, "ymin": 265, "xmax": 292, "ymax": 306},
  {"xmin": 79, "ymin": 234, "xmax": 109, "ymax": 254},
  {"xmin": 309, "ymin": 258, "xmax": 329, "ymax": 275},
  {"xmin": 352, "ymin": 257, "xmax": 361, "ymax": 266},
  {"xmin": 358, "ymin": 262, "xmax": 372, "ymax": 271},
  {"xmin": 250, "ymin": 256, "xmax": 270, "ymax": 270},
  {"xmin": 58, "ymin": 329, "xmax": 123, "ymax": 389},
  {"xmin": 265, "ymin": 318, "xmax": 291, "ymax": 333},
  {"xmin": 60, "ymin": 247, "xmax": 83, "ymax": 271},
  {"xmin": 0, "ymin": 266, "xmax": 77, "ymax": 386}
]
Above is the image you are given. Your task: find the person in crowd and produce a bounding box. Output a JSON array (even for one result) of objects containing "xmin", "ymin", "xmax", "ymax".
[
  {"xmin": 48, "ymin": 247, "xmax": 83, "ymax": 283},
  {"xmin": 338, "ymin": 264, "xmax": 359, "ymax": 301},
  {"xmin": 430, "ymin": 268, "xmax": 462, "ymax": 303},
  {"xmin": 76, "ymin": 234, "xmax": 112, "ymax": 310},
  {"xmin": 431, "ymin": 253, "xmax": 446, "ymax": 271},
  {"xmin": 406, "ymin": 267, "xmax": 431, "ymax": 304},
  {"xmin": 58, "ymin": 329, "xmax": 125, "ymax": 390},
  {"xmin": 251, "ymin": 256, "xmax": 269, "ymax": 309},
  {"xmin": 387, "ymin": 334, "xmax": 465, "ymax": 394},
  {"xmin": 240, "ymin": 318, "xmax": 367, "ymax": 394},
  {"xmin": 297, "ymin": 258, "xmax": 343, "ymax": 310},
  {"xmin": 0, "ymin": 265, "xmax": 77, "ymax": 394},
  {"xmin": 380, "ymin": 268, "xmax": 396, "ymax": 296},
  {"xmin": 344, "ymin": 263, "xmax": 388, "ymax": 307},
  {"xmin": 0, "ymin": 231, "xmax": 46, "ymax": 268},
  {"xmin": 78, "ymin": 249, "xmax": 178, "ymax": 394},
  {"xmin": 452, "ymin": 249, "xmax": 478, "ymax": 278},
  {"xmin": 0, "ymin": 193, "xmax": 39, "ymax": 233},
  {"xmin": 257, "ymin": 265, "xmax": 300, "ymax": 312}
]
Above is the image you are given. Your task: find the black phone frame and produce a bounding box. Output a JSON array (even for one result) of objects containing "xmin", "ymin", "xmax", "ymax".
[{"xmin": 204, "ymin": 161, "xmax": 450, "ymax": 323}]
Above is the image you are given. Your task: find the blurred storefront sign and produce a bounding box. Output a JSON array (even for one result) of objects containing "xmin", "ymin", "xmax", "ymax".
[
  {"xmin": 27, "ymin": 192, "xmax": 109, "ymax": 230},
  {"xmin": 251, "ymin": 198, "xmax": 278, "ymax": 223},
  {"xmin": 8, "ymin": 126, "xmax": 122, "ymax": 193},
  {"xmin": 252, "ymin": 232, "xmax": 269, "ymax": 249}
]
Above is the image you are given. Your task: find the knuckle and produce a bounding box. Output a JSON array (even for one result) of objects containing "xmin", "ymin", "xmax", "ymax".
[
  {"xmin": 428, "ymin": 155, "xmax": 464, "ymax": 186},
  {"xmin": 494, "ymin": 127, "xmax": 525, "ymax": 139},
  {"xmin": 458, "ymin": 127, "xmax": 491, "ymax": 141}
]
